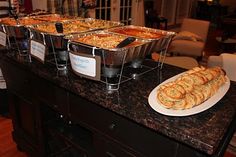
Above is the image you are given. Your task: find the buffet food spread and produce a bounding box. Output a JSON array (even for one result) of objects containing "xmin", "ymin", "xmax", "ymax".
[
  {"xmin": 28, "ymin": 18, "xmax": 123, "ymax": 35},
  {"xmin": 0, "ymin": 17, "xmax": 45, "ymax": 26},
  {"xmin": 0, "ymin": 14, "xmax": 175, "ymax": 88},
  {"xmin": 32, "ymin": 14, "xmax": 79, "ymax": 22},
  {"xmin": 0, "ymin": 14, "xmax": 80, "ymax": 27},
  {"xmin": 0, "ymin": 14, "xmax": 171, "ymax": 53},
  {"xmin": 108, "ymin": 25, "xmax": 167, "ymax": 39},
  {"xmin": 71, "ymin": 32, "xmax": 144, "ymax": 49},
  {"xmin": 157, "ymin": 66, "xmax": 227, "ymax": 110},
  {"xmin": 76, "ymin": 18, "xmax": 123, "ymax": 30},
  {"xmin": 30, "ymin": 21, "xmax": 89, "ymax": 34}
]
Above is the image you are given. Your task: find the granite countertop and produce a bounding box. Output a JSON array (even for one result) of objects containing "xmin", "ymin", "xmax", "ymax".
[{"xmin": 5, "ymin": 54, "xmax": 236, "ymax": 156}]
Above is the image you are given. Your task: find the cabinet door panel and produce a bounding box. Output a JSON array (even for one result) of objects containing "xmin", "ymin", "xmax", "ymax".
[
  {"xmin": 94, "ymin": 135, "xmax": 136, "ymax": 157},
  {"xmin": 9, "ymin": 93, "xmax": 45, "ymax": 157},
  {"xmin": 2, "ymin": 64, "xmax": 32, "ymax": 100},
  {"xmin": 18, "ymin": 99, "xmax": 37, "ymax": 139},
  {"xmin": 69, "ymin": 94, "xmax": 177, "ymax": 156},
  {"xmin": 36, "ymin": 78, "xmax": 68, "ymax": 116}
]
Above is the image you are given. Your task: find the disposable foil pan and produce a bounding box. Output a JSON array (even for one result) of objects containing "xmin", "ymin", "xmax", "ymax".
[
  {"xmin": 27, "ymin": 20, "xmax": 91, "ymax": 49},
  {"xmin": 66, "ymin": 30, "xmax": 151, "ymax": 67},
  {"xmin": 26, "ymin": 18, "xmax": 123, "ymax": 49},
  {"xmin": 0, "ymin": 17, "xmax": 46, "ymax": 38},
  {"xmin": 108, "ymin": 25, "xmax": 175, "ymax": 54}
]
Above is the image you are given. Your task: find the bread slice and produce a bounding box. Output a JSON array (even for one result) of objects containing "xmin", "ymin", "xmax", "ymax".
[
  {"xmin": 176, "ymin": 80, "xmax": 194, "ymax": 92},
  {"xmin": 184, "ymin": 93, "xmax": 196, "ymax": 109},
  {"xmin": 157, "ymin": 91, "xmax": 174, "ymax": 108},
  {"xmin": 163, "ymin": 85, "xmax": 184, "ymax": 100},
  {"xmin": 173, "ymin": 99, "xmax": 186, "ymax": 110}
]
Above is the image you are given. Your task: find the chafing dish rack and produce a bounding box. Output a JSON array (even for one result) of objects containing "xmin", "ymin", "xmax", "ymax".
[{"xmin": 66, "ymin": 30, "xmax": 152, "ymax": 90}]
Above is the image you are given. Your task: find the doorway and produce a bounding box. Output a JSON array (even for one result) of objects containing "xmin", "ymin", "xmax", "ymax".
[{"xmin": 93, "ymin": 0, "xmax": 139, "ymax": 25}]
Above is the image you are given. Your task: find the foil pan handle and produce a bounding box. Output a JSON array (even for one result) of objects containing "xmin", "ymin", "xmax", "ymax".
[
  {"xmin": 55, "ymin": 22, "xmax": 63, "ymax": 33},
  {"xmin": 116, "ymin": 37, "xmax": 136, "ymax": 48},
  {"xmin": 9, "ymin": 9, "xmax": 19, "ymax": 25}
]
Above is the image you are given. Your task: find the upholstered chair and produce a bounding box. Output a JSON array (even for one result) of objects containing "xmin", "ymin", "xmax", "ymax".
[
  {"xmin": 152, "ymin": 53, "xmax": 199, "ymax": 69},
  {"xmin": 207, "ymin": 53, "xmax": 236, "ymax": 81},
  {"xmin": 168, "ymin": 18, "xmax": 210, "ymax": 59}
]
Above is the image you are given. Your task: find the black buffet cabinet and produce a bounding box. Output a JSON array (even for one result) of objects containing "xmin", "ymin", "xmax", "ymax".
[{"xmin": 1, "ymin": 52, "xmax": 236, "ymax": 157}]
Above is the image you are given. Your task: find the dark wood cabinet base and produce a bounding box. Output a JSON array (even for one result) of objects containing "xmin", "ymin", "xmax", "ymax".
[{"xmin": 1, "ymin": 53, "xmax": 235, "ymax": 157}]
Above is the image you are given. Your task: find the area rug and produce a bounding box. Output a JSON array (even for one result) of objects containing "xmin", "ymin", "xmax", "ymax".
[{"xmin": 227, "ymin": 134, "xmax": 236, "ymax": 155}]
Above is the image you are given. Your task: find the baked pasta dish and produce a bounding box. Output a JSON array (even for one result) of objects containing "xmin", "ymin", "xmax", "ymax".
[
  {"xmin": 72, "ymin": 33, "xmax": 143, "ymax": 49},
  {"xmin": 157, "ymin": 66, "xmax": 227, "ymax": 110},
  {"xmin": 31, "ymin": 21, "xmax": 89, "ymax": 34},
  {"xmin": 0, "ymin": 17, "xmax": 45, "ymax": 26},
  {"xmin": 33, "ymin": 14, "xmax": 77, "ymax": 22},
  {"xmin": 110, "ymin": 27, "xmax": 165, "ymax": 39},
  {"xmin": 77, "ymin": 19, "xmax": 122, "ymax": 30}
]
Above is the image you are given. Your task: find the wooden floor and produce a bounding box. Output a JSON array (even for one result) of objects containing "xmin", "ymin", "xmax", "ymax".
[
  {"xmin": 0, "ymin": 115, "xmax": 27, "ymax": 157},
  {"xmin": 0, "ymin": 115, "xmax": 235, "ymax": 157}
]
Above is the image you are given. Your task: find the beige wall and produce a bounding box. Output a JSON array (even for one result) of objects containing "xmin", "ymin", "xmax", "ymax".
[{"xmin": 32, "ymin": 0, "xmax": 47, "ymax": 11}]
